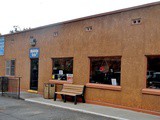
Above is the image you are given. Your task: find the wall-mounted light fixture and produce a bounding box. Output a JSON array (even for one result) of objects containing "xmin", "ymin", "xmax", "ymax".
[
  {"xmin": 30, "ymin": 36, "xmax": 36, "ymax": 47},
  {"xmin": 11, "ymin": 38, "xmax": 14, "ymax": 44}
]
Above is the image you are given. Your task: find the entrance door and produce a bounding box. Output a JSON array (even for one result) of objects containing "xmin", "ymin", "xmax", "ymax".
[{"xmin": 30, "ymin": 59, "xmax": 39, "ymax": 90}]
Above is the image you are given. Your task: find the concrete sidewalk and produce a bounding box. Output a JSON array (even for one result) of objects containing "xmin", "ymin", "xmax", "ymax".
[{"xmin": 20, "ymin": 92, "xmax": 160, "ymax": 120}]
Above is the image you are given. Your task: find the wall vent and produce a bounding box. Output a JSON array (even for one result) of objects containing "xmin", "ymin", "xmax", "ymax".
[
  {"xmin": 53, "ymin": 32, "xmax": 58, "ymax": 37},
  {"xmin": 132, "ymin": 18, "xmax": 141, "ymax": 25},
  {"xmin": 85, "ymin": 26, "xmax": 92, "ymax": 31}
]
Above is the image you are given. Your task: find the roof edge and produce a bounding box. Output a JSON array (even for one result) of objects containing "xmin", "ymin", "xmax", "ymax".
[{"xmin": 1, "ymin": 1, "xmax": 160, "ymax": 37}]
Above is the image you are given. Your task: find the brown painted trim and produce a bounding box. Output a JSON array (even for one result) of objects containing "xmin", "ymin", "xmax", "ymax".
[
  {"xmin": 88, "ymin": 56, "xmax": 122, "ymax": 58},
  {"xmin": 51, "ymin": 57, "xmax": 73, "ymax": 59},
  {"xmin": 145, "ymin": 55, "xmax": 160, "ymax": 57},
  {"xmin": 2, "ymin": 2, "xmax": 160, "ymax": 36},
  {"xmin": 86, "ymin": 83, "xmax": 121, "ymax": 91},
  {"xmin": 142, "ymin": 88, "xmax": 160, "ymax": 96},
  {"xmin": 143, "ymin": 56, "xmax": 147, "ymax": 88},
  {"xmin": 87, "ymin": 56, "xmax": 122, "ymax": 87},
  {"xmin": 86, "ymin": 100, "xmax": 160, "ymax": 116},
  {"xmin": 49, "ymin": 79, "xmax": 73, "ymax": 85}
]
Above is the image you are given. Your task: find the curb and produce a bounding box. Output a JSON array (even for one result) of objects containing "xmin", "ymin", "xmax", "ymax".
[{"xmin": 25, "ymin": 99, "xmax": 129, "ymax": 120}]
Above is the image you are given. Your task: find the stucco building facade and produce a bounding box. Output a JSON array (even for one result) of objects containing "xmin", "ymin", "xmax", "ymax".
[{"xmin": 0, "ymin": 2, "xmax": 160, "ymax": 115}]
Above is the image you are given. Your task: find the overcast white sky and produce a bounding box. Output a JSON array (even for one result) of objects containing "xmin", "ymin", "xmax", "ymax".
[{"xmin": 0, "ymin": 0, "xmax": 159, "ymax": 35}]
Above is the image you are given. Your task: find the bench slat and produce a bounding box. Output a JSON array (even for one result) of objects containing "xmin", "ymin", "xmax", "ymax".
[
  {"xmin": 61, "ymin": 91, "xmax": 82, "ymax": 94},
  {"xmin": 63, "ymin": 87, "xmax": 83, "ymax": 90},
  {"xmin": 55, "ymin": 84, "xmax": 85, "ymax": 95},
  {"xmin": 62, "ymin": 84, "xmax": 84, "ymax": 94},
  {"xmin": 55, "ymin": 92, "xmax": 81, "ymax": 96},
  {"xmin": 62, "ymin": 90, "xmax": 83, "ymax": 93},
  {"xmin": 63, "ymin": 84, "xmax": 84, "ymax": 88},
  {"xmin": 63, "ymin": 86, "xmax": 84, "ymax": 89},
  {"xmin": 62, "ymin": 88, "xmax": 83, "ymax": 92}
]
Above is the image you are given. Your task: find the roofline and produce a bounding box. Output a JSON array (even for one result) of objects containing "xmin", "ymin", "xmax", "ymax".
[{"xmin": 1, "ymin": 1, "xmax": 160, "ymax": 37}]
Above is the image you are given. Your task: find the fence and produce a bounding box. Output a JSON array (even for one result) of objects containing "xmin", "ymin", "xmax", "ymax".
[{"xmin": 0, "ymin": 76, "xmax": 21, "ymax": 99}]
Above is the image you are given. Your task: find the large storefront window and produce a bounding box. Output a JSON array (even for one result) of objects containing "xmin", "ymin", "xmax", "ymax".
[
  {"xmin": 147, "ymin": 56, "xmax": 160, "ymax": 89},
  {"xmin": 52, "ymin": 58, "xmax": 73, "ymax": 81},
  {"xmin": 90, "ymin": 57, "xmax": 121, "ymax": 86}
]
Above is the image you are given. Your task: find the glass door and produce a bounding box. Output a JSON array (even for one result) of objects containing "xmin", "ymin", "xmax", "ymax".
[{"xmin": 30, "ymin": 59, "xmax": 39, "ymax": 90}]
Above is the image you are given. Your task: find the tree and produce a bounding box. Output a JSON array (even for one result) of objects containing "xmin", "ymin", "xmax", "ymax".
[{"xmin": 9, "ymin": 26, "xmax": 31, "ymax": 33}]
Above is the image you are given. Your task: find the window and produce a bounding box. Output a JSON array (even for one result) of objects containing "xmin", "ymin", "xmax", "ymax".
[
  {"xmin": 5, "ymin": 60, "xmax": 15, "ymax": 76},
  {"xmin": 147, "ymin": 56, "xmax": 160, "ymax": 89},
  {"xmin": 52, "ymin": 58, "xmax": 73, "ymax": 81},
  {"xmin": 90, "ymin": 57, "xmax": 121, "ymax": 86}
]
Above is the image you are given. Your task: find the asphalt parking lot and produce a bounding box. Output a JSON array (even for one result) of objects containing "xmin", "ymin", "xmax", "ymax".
[{"xmin": 0, "ymin": 96, "xmax": 115, "ymax": 120}]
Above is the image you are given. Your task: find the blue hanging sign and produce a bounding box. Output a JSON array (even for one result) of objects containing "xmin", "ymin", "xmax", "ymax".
[
  {"xmin": 29, "ymin": 48, "xmax": 39, "ymax": 58},
  {"xmin": 0, "ymin": 37, "xmax": 5, "ymax": 55}
]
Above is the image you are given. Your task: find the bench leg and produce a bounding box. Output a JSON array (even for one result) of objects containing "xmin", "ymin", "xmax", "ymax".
[
  {"xmin": 54, "ymin": 93, "xmax": 57, "ymax": 101},
  {"xmin": 82, "ymin": 95, "xmax": 85, "ymax": 103},
  {"xmin": 74, "ymin": 96, "xmax": 77, "ymax": 105},
  {"xmin": 61, "ymin": 94, "xmax": 64, "ymax": 100},
  {"xmin": 72, "ymin": 96, "xmax": 74, "ymax": 102},
  {"xmin": 64, "ymin": 95, "xmax": 66, "ymax": 103}
]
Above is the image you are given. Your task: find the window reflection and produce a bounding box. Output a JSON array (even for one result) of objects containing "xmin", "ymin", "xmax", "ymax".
[
  {"xmin": 147, "ymin": 56, "xmax": 160, "ymax": 89},
  {"xmin": 52, "ymin": 58, "xmax": 73, "ymax": 81},
  {"xmin": 90, "ymin": 57, "xmax": 121, "ymax": 86}
]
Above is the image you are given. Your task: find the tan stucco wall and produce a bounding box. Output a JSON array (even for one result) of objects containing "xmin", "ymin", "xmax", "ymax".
[
  {"xmin": 2, "ymin": 4, "xmax": 160, "ymax": 113},
  {"xmin": 0, "ymin": 57, "xmax": 5, "ymax": 76}
]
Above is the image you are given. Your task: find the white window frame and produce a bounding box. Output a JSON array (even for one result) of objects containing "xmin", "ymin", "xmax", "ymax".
[{"xmin": 5, "ymin": 59, "xmax": 15, "ymax": 76}]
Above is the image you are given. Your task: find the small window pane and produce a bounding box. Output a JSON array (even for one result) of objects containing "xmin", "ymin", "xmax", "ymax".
[
  {"xmin": 6, "ymin": 61, "xmax": 10, "ymax": 68},
  {"xmin": 90, "ymin": 57, "xmax": 121, "ymax": 86},
  {"xmin": 147, "ymin": 56, "xmax": 160, "ymax": 89},
  {"xmin": 11, "ymin": 60, "xmax": 15, "ymax": 67},
  {"xmin": 11, "ymin": 67, "xmax": 15, "ymax": 76},
  {"xmin": 6, "ymin": 68, "xmax": 10, "ymax": 76}
]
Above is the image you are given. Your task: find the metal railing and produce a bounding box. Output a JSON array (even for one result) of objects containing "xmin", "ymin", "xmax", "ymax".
[{"xmin": 0, "ymin": 76, "xmax": 21, "ymax": 99}]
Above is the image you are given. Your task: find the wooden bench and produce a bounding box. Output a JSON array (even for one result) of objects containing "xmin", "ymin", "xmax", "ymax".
[{"xmin": 54, "ymin": 84, "xmax": 85, "ymax": 105}]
